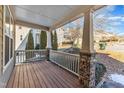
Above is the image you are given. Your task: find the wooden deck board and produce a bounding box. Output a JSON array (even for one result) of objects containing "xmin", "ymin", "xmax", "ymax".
[
  {"xmin": 41, "ymin": 62, "xmax": 73, "ymax": 88},
  {"xmin": 6, "ymin": 61, "xmax": 81, "ymax": 88},
  {"xmin": 26, "ymin": 63, "xmax": 35, "ymax": 88},
  {"xmin": 30, "ymin": 63, "xmax": 41, "ymax": 88},
  {"xmin": 38, "ymin": 62, "xmax": 68, "ymax": 88},
  {"xmin": 36, "ymin": 62, "xmax": 57, "ymax": 88},
  {"xmin": 31, "ymin": 63, "xmax": 47, "ymax": 88},
  {"xmin": 7, "ymin": 67, "xmax": 16, "ymax": 88},
  {"xmin": 44, "ymin": 62, "xmax": 79, "ymax": 87},
  {"xmin": 18, "ymin": 64, "xmax": 24, "ymax": 88},
  {"xmin": 13, "ymin": 65, "xmax": 20, "ymax": 88},
  {"xmin": 23, "ymin": 63, "xmax": 30, "ymax": 88}
]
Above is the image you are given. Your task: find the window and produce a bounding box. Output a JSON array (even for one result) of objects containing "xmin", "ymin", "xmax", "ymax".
[
  {"xmin": 10, "ymin": 17, "xmax": 14, "ymax": 59},
  {"xmin": 5, "ymin": 36, "xmax": 9, "ymax": 65},
  {"xmin": 19, "ymin": 26, "xmax": 22, "ymax": 29},
  {"xmin": 20, "ymin": 35, "xmax": 23, "ymax": 41},
  {"xmin": 4, "ymin": 6, "xmax": 14, "ymax": 65}
]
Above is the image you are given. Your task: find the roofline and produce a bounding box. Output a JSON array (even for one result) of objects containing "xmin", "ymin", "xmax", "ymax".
[
  {"xmin": 51, "ymin": 5, "xmax": 106, "ymax": 30},
  {"xmin": 16, "ymin": 20, "xmax": 49, "ymax": 31}
]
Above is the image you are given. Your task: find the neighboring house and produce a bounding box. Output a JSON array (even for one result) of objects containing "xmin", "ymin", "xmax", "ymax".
[
  {"xmin": 31, "ymin": 29, "xmax": 41, "ymax": 48},
  {"xmin": 17, "ymin": 33, "xmax": 29, "ymax": 50},
  {"xmin": 15, "ymin": 25, "xmax": 30, "ymax": 50},
  {"xmin": 56, "ymin": 27, "xmax": 83, "ymax": 48},
  {"xmin": 56, "ymin": 27, "xmax": 65, "ymax": 46},
  {"xmin": 56, "ymin": 27, "xmax": 73, "ymax": 46},
  {"xmin": 16, "ymin": 25, "xmax": 41, "ymax": 50}
]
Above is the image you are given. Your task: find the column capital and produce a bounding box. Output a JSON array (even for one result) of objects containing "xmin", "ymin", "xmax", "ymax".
[{"xmin": 84, "ymin": 8, "xmax": 94, "ymax": 14}]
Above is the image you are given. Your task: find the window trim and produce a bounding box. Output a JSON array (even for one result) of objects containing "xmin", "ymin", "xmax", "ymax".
[{"xmin": 3, "ymin": 5, "xmax": 14, "ymax": 70}]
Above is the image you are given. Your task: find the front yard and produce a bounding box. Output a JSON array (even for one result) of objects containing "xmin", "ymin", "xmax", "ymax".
[{"xmin": 97, "ymin": 50, "xmax": 124, "ymax": 62}]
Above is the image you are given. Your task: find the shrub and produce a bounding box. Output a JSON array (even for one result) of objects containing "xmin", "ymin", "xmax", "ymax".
[
  {"xmin": 52, "ymin": 30, "xmax": 58, "ymax": 50},
  {"xmin": 95, "ymin": 63, "xmax": 106, "ymax": 86},
  {"xmin": 51, "ymin": 31, "xmax": 54, "ymax": 48},
  {"xmin": 40, "ymin": 31, "xmax": 47, "ymax": 49},
  {"xmin": 99, "ymin": 42, "xmax": 107, "ymax": 50},
  {"xmin": 25, "ymin": 30, "xmax": 34, "ymax": 59},
  {"xmin": 26, "ymin": 30, "xmax": 34, "ymax": 50}
]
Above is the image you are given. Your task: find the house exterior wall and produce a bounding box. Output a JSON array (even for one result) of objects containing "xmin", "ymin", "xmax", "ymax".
[
  {"xmin": 56, "ymin": 28, "xmax": 64, "ymax": 46},
  {"xmin": 0, "ymin": 5, "xmax": 3, "ymax": 76},
  {"xmin": 0, "ymin": 5, "xmax": 15, "ymax": 88},
  {"xmin": 15, "ymin": 25, "xmax": 30, "ymax": 50},
  {"xmin": 15, "ymin": 25, "xmax": 41, "ymax": 50}
]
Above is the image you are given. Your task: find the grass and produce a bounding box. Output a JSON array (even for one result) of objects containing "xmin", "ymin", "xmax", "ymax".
[{"xmin": 97, "ymin": 50, "xmax": 124, "ymax": 62}]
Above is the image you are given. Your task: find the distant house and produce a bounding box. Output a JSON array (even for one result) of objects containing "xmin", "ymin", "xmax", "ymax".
[{"xmin": 16, "ymin": 25, "xmax": 41, "ymax": 50}]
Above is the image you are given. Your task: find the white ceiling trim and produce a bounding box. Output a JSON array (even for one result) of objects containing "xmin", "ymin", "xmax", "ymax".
[{"xmin": 12, "ymin": 5, "xmax": 105, "ymax": 30}]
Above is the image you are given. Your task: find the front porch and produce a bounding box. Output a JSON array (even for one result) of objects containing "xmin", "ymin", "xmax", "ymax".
[
  {"xmin": 7, "ymin": 61, "xmax": 81, "ymax": 88},
  {"xmin": 0, "ymin": 5, "xmax": 106, "ymax": 88}
]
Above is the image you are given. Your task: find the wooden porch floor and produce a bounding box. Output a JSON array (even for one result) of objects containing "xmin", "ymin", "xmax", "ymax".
[{"xmin": 7, "ymin": 61, "xmax": 81, "ymax": 88}]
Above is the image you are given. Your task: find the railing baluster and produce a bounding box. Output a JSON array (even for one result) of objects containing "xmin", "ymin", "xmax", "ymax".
[
  {"xmin": 78, "ymin": 59, "xmax": 80, "ymax": 74},
  {"xmin": 21, "ymin": 51, "xmax": 22, "ymax": 63},
  {"xmin": 15, "ymin": 50, "xmax": 47, "ymax": 64},
  {"xmin": 75, "ymin": 57, "xmax": 77, "ymax": 73},
  {"xmin": 18, "ymin": 51, "xmax": 19, "ymax": 63},
  {"xmin": 23, "ymin": 51, "xmax": 24, "ymax": 62},
  {"xmin": 72, "ymin": 57, "xmax": 74, "ymax": 72},
  {"xmin": 74, "ymin": 56, "xmax": 75, "ymax": 72},
  {"xmin": 49, "ymin": 50, "xmax": 80, "ymax": 76}
]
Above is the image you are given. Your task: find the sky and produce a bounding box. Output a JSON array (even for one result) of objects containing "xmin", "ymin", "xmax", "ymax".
[
  {"xmin": 94, "ymin": 5, "xmax": 124, "ymax": 36},
  {"xmin": 64, "ymin": 5, "xmax": 124, "ymax": 36}
]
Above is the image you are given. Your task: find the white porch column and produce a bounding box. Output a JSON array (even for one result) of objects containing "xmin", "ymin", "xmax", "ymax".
[
  {"xmin": 46, "ymin": 31, "xmax": 52, "ymax": 49},
  {"xmin": 79, "ymin": 9, "xmax": 96, "ymax": 88},
  {"xmin": 46, "ymin": 30, "xmax": 52, "ymax": 61}
]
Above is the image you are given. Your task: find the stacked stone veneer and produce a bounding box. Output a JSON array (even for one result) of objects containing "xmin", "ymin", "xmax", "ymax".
[{"xmin": 79, "ymin": 52, "xmax": 96, "ymax": 88}]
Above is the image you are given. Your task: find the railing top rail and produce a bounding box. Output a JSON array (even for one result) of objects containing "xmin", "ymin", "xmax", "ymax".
[
  {"xmin": 50, "ymin": 50, "xmax": 79, "ymax": 57},
  {"xmin": 15, "ymin": 49, "xmax": 47, "ymax": 52}
]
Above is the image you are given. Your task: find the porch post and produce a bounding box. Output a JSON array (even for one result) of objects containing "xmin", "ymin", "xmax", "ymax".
[
  {"xmin": 46, "ymin": 30, "xmax": 52, "ymax": 61},
  {"xmin": 79, "ymin": 9, "xmax": 96, "ymax": 88}
]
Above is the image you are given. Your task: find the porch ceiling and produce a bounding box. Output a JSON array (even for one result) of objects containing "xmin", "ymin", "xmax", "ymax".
[{"xmin": 12, "ymin": 5, "xmax": 104, "ymax": 30}]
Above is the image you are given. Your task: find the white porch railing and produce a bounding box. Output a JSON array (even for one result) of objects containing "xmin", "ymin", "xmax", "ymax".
[
  {"xmin": 15, "ymin": 49, "xmax": 80, "ymax": 76},
  {"xmin": 50, "ymin": 50, "xmax": 80, "ymax": 76},
  {"xmin": 15, "ymin": 50, "xmax": 47, "ymax": 64}
]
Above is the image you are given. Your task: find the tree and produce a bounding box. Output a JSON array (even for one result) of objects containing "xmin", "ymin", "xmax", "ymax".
[
  {"xmin": 40, "ymin": 31, "xmax": 47, "ymax": 49},
  {"xmin": 52, "ymin": 30, "xmax": 58, "ymax": 50},
  {"xmin": 68, "ymin": 27, "xmax": 81, "ymax": 47},
  {"xmin": 51, "ymin": 31, "xmax": 54, "ymax": 48},
  {"xmin": 26, "ymin": 30, "xmax": 34, "ymax": 50}
]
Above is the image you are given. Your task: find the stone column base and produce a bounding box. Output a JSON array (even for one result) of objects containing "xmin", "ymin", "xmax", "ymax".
[{"xmin": 79, "ymin": 52, "xmax": 96, "ymax": 88}]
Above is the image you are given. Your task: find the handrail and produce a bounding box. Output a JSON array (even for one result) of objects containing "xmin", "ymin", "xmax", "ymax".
[
  {"xmin": 50, "ymin": 50, "xmax": 79, "ymax": 57},
  {"xmin": 50, "ymin": 50, "xmax": 80, "ymax": 76},
  {"xmin": 16, "ymin": 49, "xmax": 47, "ymax": 52},
  {"xmin": 15, "ymin": 50, "xmax": 47, "ymax": 64}
]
